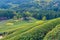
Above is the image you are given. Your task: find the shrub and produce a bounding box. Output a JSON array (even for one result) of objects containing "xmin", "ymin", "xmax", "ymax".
[
  {"xmin": 43, "ymin": 24, "xmax": 60, "ymax": 40},
  {"xmin": 6, "ymin": 23, "xmax": 14, "ymax": 26},
  {"xmin": 1, "ymin": 20, "xmax": 45, "ymax": 40},
  {"xmin": 35, "ymin": 21, "xmax": 44, "ymax": 25},
  {"xmin": 7, "ymin": 18, "xmax": 60, "ymax": 40}
]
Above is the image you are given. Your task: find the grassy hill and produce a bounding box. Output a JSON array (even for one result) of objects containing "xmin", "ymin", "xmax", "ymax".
[{"xmin": 0, "ymin": 18, "xmax": 60, "ymax": 40}]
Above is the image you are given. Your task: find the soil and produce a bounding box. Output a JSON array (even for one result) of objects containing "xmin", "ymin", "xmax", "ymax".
[{"xmin": 0, "ymin": 36, "xmax": 3, "ymax": 39}]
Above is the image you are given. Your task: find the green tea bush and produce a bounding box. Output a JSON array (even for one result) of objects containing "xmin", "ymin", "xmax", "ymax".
[
  {"xmin": 0, "ymin": 20, "xmax": 30, "ymax": 33},
  {"xmin": 7, "ymin": 18, "xmax": 60, "ymax": 40},
  {"xmin": 43, "ymin": 24, "xmax": 60, "ymax": 40},
  {"xmin": 1, "ymin": 21, "xmax": 45, "ymax": 40}
]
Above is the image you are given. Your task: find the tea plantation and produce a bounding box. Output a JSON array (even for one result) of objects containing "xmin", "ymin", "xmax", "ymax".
[{"xmin": 0, "ymin": 18, "xmax": 60, "ymax": 40}]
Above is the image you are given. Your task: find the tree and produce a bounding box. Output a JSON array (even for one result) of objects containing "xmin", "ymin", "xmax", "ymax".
[
  {"xmin": 24, "ymin": 11, "xmax": 32, "ymax": 17},
  {"xmin": 13, "ymin": 12, "xmax": 21, "ymax": 19},
  {"xmin": 23, "ymin": 11, "xmax": 32, "ymax": 20},
  {"xmin": 13, "ymin": 12, "xmax": 17, "ymax": 19},
  {"xmin": 42, "ymin": 16, "xmax": 46, "ymax": 21}
]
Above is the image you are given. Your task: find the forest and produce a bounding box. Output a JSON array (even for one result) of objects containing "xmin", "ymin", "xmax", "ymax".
[{"xmin": 0, "ymin": 0, "xmax": 60, "ymax": 20}]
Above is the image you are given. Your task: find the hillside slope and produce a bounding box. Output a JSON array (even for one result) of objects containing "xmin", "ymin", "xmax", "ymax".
[
  {"xmin": 43, "ymin": 24, "xmax": 60, "ymax": 40},
  {"xmin": 1, "ymin": 18, "xmax": 60, "ymax": 40}
]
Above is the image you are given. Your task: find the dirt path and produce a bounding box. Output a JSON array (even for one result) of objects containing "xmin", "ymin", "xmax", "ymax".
[{"xmin": 0, "ymin": 36, "xmax": 3, "ymax": 39}]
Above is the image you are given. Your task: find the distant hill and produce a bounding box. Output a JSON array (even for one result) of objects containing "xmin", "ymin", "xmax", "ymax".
[
  {"xmin": 0, "ymin": 0, "xmax": 60, "ymax": 20},
  {"xmin": 0, "ymin": 0, "xmax": 60, "ymax": 11}
]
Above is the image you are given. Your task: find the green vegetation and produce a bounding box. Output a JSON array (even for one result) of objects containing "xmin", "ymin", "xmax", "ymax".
[
  {"xmin": 0, "ymin": 10, "xmax": 60, "ymax": 20},
  {"xmin": 0, "ymin": 18, "xmax": 37, "ymax": 33},
  {"xmin": 0, "ymin": 18, "xmax": 60, "ymax": 40},
  {"xmin": 7, "ymin": 18, "xmax": 60, "ymax": 40},
  {"xmin": 0, "ymin": 0, "xmax": 60, "ymax": 40},
  {"xmin": 43, "ymin": 24, "xmax": 60, "ymax": 40},
  {"xmin": 2, "ymin": 21, "xmax": 44, "ymax": 40},
  {"xmin": 42, "ymin": 16, "xmax": 47, "ymax": 21}
]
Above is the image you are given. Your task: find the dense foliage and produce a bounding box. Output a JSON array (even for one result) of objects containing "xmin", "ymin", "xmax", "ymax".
[
  {"xmin": 0, "ymin": 0, "xmax": 60, "ymax": 40},
  {"xmin": 0, "ymin": 0, "xmax": 60, "ymax": 20},
  {"xmin": 0, "ymin": 10, "xmax": 60, "ymax": 20},
  {"xmin": 43, "ymin": 24, "xmax": 60, "ymax": 40},
  {"xmin": 0, "ymin": 18, "xmax": 60, "ymax": 40}
]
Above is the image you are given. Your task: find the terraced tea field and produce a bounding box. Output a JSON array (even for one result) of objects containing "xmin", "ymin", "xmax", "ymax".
[{"xmin": 0, "ymin": 18, "xmax": 60, "ymax": 40}]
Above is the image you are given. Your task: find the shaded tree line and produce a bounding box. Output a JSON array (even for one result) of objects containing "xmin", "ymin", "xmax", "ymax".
[{"xmin": 0, "ymin": 10, "xmax": 60, "ymax": 20}]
